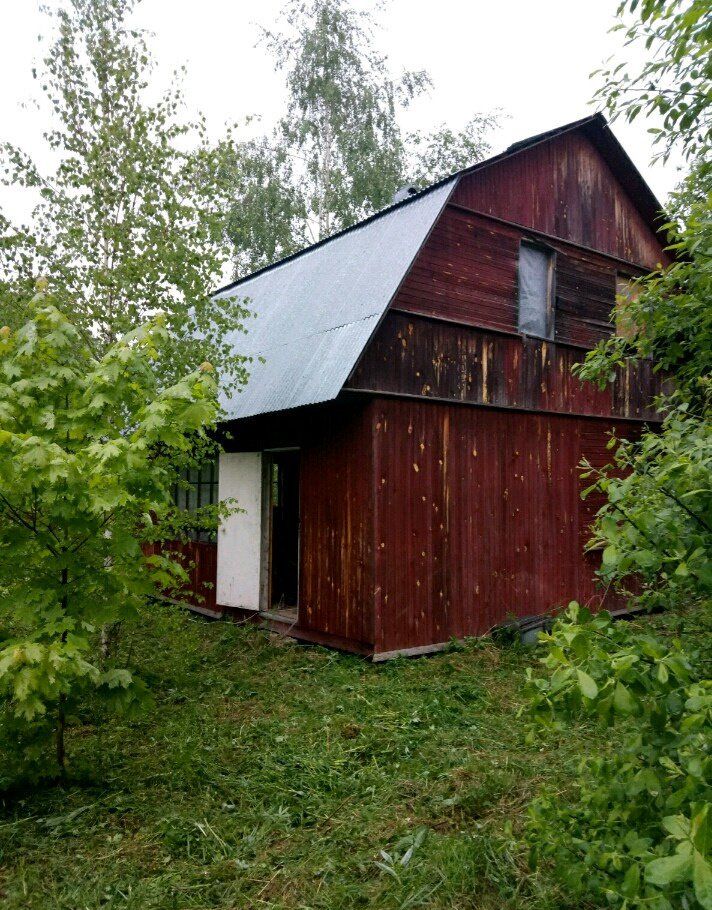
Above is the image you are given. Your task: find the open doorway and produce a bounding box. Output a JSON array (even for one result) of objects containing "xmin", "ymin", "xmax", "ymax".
[{"xmin": 266, "ymin": 450, "xmax": 300, "ymax": 618}]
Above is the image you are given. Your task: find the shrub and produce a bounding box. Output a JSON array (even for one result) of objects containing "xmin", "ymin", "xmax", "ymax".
[{"xmin": 526, "ymin": 604, "xmax": 711, "ymax": 909}]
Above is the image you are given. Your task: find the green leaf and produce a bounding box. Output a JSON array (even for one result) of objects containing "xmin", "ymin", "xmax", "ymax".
[
  {"xmin": 634, "ymin": 549, "xmax": 657, "ymax": 567},
  {"xmin": 602, "ymin": 545, "xmax": 620, "ymax": 566},
  {"xmin": 694, "ymin": 851, "xmax": 712, "ymax": 910},
  {"xmin": 663, "ymin": 815, "xmax": 691, "ymax": 839},
  {"xmin": 613, "ymin": 681, "xmax": 638, "ymax": 714},
  {"xmin": 622, "ymin": 861, "xmax": 641, "ymax": 897},
  {"xmin": 631, "ymin": 767, "xmax": 660, "ymax": 796},
  {"xmin": 692, "ymin": 805, "xmax": 711, "ymax": 855},
  {"xmin": 576, "ymin": 669, "xmax": 598, "ymax": 700},
  {"xmin": 645, "ymin": 851, "xmax": 693, "ymax": 886}
]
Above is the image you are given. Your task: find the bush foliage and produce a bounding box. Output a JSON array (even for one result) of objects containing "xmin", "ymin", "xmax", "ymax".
[
  {"xmin": 527, "ymin": 3, "xmax": 712, "ymax": 905},
  {"xmin": 580, "ymin": 399, "xmax": 712, "ymax": 611},
  {"xmin": 526, "ymin": 604, "xmax": 711, "ymax": 909}
]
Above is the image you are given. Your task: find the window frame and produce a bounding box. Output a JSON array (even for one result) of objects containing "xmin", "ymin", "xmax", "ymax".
[
  {"xmin": 517, "ymin": 239, "xmax": 556, "ymax": 341},
  {"xmin": 173, "ymin": 460, "xmax": 219, "ymax": 542}
]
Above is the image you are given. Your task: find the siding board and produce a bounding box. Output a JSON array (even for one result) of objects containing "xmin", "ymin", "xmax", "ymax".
[
  {"xmin": 299, "ymin": 403, "xmax": 375, "ymax": 646},
  {"xmin": 145, "ymin": 540, "xmax": 219, "ymax": 614},
  {"xmin": 451, "ymin": 130, "xmax": 670, "ymax": 269},
  {"xmin": 391, "ymin": 205, "xmax": 653, "ymax": 350},
  {"xmin": 348, "ymin": 310, "xmax": 664, "ymax": 422},
  {"xmin": 372, "ymin": 398, "xmax": 639, "ymax": 654}
]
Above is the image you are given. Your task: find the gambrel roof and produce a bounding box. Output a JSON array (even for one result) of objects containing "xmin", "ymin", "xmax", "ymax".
[{"xmin": 215, "ymin": 113, "xmax": 665, "ymax": 421}]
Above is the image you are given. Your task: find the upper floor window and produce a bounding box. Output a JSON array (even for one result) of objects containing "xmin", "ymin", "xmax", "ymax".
[{"xmin": 518, "ymin": 241, "xmax": 555, "ymax": 339}]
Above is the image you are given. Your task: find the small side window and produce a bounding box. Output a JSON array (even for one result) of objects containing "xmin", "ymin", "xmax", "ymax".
[
  {"xmin": 518, "ymin": 241, "xmax": 554, "ymax": 339},
  {"xmin": 173, "ymin": 460, "xmax": 219, "ymax": 542}
]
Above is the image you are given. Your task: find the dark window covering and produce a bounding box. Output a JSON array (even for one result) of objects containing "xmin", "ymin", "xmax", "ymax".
[{"xmin": 518, "ymin": 242, "xmax": 554, "ymax": 339}]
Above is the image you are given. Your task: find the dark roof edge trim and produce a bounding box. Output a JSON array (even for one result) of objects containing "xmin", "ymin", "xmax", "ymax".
[
  {"xmin": 343, "ymin": 175, "xmax": 461, "ymax": 386},
  {"xmin": 214, "ymin": 175, "xmax": 459, "ymax": 298}
]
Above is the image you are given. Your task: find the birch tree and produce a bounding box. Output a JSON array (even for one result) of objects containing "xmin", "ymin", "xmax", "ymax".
[
  {"xmin": 224, "ymin": 0, "xmax": 499, "ymax": 276},
  {"xmin": 0, "ymin": 0, "xmax": 248, "ymax": 391},
  {"xmin": 261, "ymin": 0, "xmax": 429, "ymax": 242}
]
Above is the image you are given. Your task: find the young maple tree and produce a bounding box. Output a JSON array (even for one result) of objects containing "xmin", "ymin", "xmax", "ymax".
[{"xmin": 0, "ymin": 285, "xmax": 220, "ymax": 777}]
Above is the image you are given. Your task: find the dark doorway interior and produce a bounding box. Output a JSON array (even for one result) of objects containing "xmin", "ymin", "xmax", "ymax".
[{"xmin": 269, "ymin": 450, "xmax": 300, "ymax": 609}]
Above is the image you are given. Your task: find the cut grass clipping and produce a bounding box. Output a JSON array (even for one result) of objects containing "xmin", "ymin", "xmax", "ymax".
[{"xmin": 0, "ymin": 605, "xmax": 580, "ymax": 909}]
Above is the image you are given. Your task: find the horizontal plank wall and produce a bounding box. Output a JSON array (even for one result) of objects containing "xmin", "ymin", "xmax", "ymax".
[
  {"xmin": 299, "ymin": 401, "xmax": 376, "ymax": 648},
  {"xmin": 388, "ymin": 205, "xmax": 656, "ymax": 349},
  {"xmin": 394, "ymin": 207, "xmax": 520, "ymax": 334},
  {"xmin": 371, "ymin": 397, "xmax": 639, "ymax": 655},
  {"xmin": 347, "ymin": 310, "xmax": 664, "ymax": 422},
  {"xmin": 451, "ymin": 130, "xmax": 670, "ymax": 270}
]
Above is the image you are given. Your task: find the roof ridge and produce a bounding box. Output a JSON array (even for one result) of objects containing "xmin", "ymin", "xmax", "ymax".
[{"xmin": 214, "ymin": 176, "xmax": 459, "ymax": 297}]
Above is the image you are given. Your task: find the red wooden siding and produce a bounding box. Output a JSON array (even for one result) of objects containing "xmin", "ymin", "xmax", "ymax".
[
  {"xmin": 371, "ymin": 397, "xmax": 636, "ymax": 654},
  {"xmin": 299, "ymin": 403, "xmax": 375, "ymax": 647},
  {"xmin": 451, "ymin": 130, "xmax": 670, "ymax": 270},
  {"xmin": 555, "ymin": 252, "xmax": 617, "ymax": 347},
  {"xmin": 145, "ymin": 539, "xmax": 218, "ymax": 614},
  {"xmin": 391, "ymin": 205, "xmax": 653, "ymax": 349},
  {"xmin": 201, "ymin": 121, "xmax": 672, "ymax": 657},
  {"xmin": 348, "ymin": 310, "xmax": 664, "ymax": 422},
  {"xmin": 394, "ymin": 207, "xmax": 520, "ymax": 334}
]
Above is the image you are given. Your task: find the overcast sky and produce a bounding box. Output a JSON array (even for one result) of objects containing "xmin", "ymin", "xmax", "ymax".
[{"xmin": 0, "ymin": 0, "xmax": 686, "ymax": 226}]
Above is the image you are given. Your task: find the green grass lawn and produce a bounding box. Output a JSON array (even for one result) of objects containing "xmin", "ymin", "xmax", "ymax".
[{"xmin": 0, "ymin": 606, "xmax": 582, "ymax": 909}]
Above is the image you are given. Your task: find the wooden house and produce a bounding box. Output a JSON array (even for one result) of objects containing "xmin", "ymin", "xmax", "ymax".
[{"xmin": 181, "ymin": 114, "xmax": 670, "ymax": 659}]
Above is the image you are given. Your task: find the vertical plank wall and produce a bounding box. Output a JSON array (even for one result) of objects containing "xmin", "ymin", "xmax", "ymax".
[
  {"xmin": 144, "ymin": 539, "xmax": 219, "ymax": 615},
  {"xmin": 371, "ymin": 397, "xmax": 641, "ymax": 655},
  {"xmin": 299, "ymin": 402, "xmax": 376, "ymax": 647},
  {"xmin": 451, "ymin": 129, "xmax": 670, "ymax": 270}
]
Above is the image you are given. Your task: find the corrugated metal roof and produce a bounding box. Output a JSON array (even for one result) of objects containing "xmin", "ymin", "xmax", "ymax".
[{"xmin": 215, "ymin": 178, "xmax": 456, "ymax": 419}]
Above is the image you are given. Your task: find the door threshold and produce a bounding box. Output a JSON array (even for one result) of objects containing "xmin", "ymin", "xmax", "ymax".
[{"xmin": 261, "ymin": 607, "xmax": 299, "ymax": 625}]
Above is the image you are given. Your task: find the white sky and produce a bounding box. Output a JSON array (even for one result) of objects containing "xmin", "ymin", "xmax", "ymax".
[{"xmin": 0, "ymin": 0, "xmax": 687, "ymax": 227}]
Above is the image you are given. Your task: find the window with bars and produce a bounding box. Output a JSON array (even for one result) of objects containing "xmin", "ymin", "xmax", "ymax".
[{"xmin": 173, "ymin": 461, "xmax": 219, "ymax": 542}]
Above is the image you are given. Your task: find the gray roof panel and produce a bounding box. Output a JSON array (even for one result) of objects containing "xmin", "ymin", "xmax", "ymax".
[{"xmin": 215, "ymin": 178, "xmax": 456, "ymax": 419}]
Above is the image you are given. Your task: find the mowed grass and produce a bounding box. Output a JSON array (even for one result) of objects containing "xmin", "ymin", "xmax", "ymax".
[{"xmin": 0, "ymin": 606, "xmax": 581, "ymax": 910}]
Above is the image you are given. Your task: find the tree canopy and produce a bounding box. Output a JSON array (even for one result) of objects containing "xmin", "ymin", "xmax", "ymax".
[
  {"xmin": 0, "ymin": 286, "xmax": 220, "ymax": 775},
  {"xmin": 225, "ymin": 0, "xmax": 500, "ymax": 277},
  {"xmin": 0, "ymin": 0, "xmax": 248, "ymax": 392}
]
